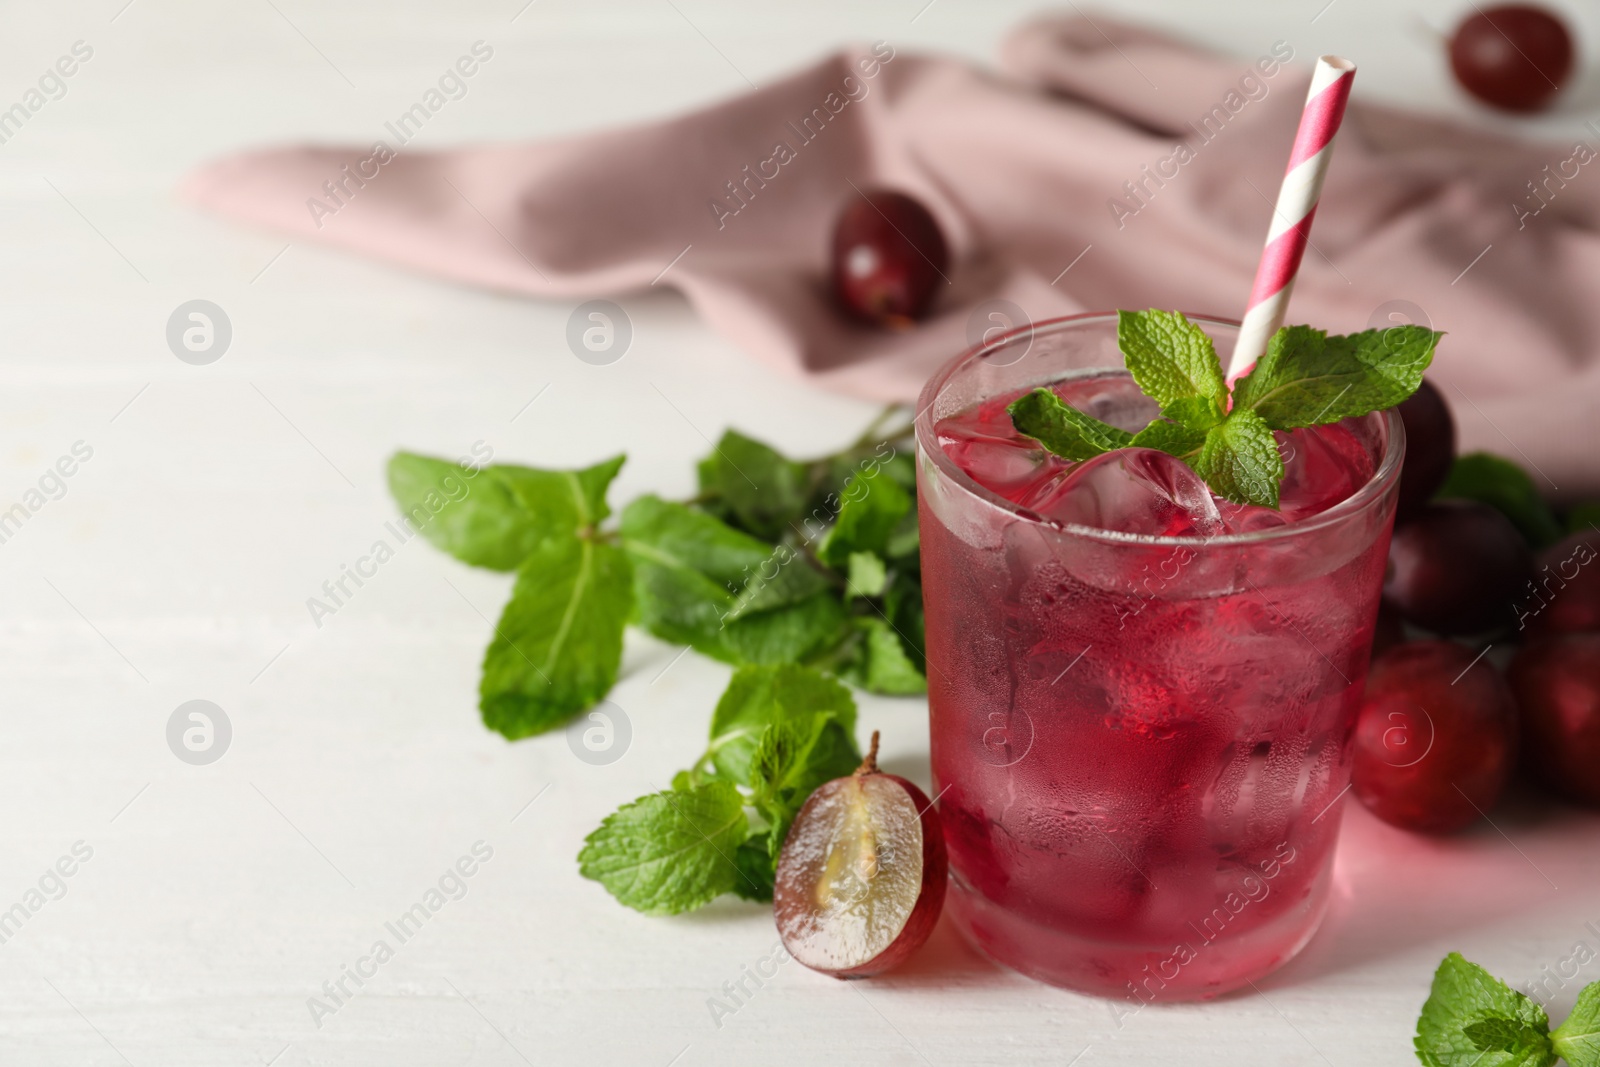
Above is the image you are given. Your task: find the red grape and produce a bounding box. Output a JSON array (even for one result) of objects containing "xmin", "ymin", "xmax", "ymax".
[
  {"xmin": 1449, "ymin": 5, "xmax": 1574, "ymax": 112},
  {"xmin": 1352, "ymin": 640, "xmax": 1518, "ymax": 833},
  {"xmin": 1508, "ymin": 634, "xmax": 1600, "ymax": 807},
  {"xmin": 1395, "ymin": 379, "xmax": 1456, "ymax": 521},
  {"xmin": 831, "ymin": 190, "xmax": 949, "ymax": 328},
  {"xmin": 774, "ymin": 732, "xmax": 947, "ymax": 978},
  {"xmin": 1383, "ymin": 501, "xmax": 1533, "ymax": 634},
  {"xmin": 1372, "ymin": 602, "xmax": 1406, "ymax": 660},
  {"xmin": 1520, "ymin": 529, "xmax": 1600, "ymax": 638}
]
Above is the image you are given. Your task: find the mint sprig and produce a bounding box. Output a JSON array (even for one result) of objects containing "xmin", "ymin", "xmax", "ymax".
[
  {"xmin": 387, "ymin": 415, "xmax": 927, "ymax": 742},
  {"xmin": 1414, "ymin": 952, "xmax": 1600, "ymax": 1067},
  {"xmin": 388, "ymin": 412, "xmax": 929, "ymax": 914},
  {"xmin": 1007, "ymin": 309, "xmax": 1443, "ymax": 508},
  {"xmin": 704, "ymin": 663, "xmax": 857, "ymax": 783},
  {"xmin": 390, "ymin": 419, "xmax": 908, "ymax": 914},
  {"xmin": 1233, "ymin": 322, "xmax": 1435, "ymax": 428},
  {"xmin": 577, "ymin": 779, "xmax": 751, "ymax": 916},
  {"xmin": 579, "ymin": 663, "xmax": 863, "ymax": 913},
  {"xmin": 1416, "ymin": 953, "xmax": 1555, "ymax": 1067},
  {"xmin": 1555, "ymin": 984, "xmax": 1600, "ymax": 1066}
]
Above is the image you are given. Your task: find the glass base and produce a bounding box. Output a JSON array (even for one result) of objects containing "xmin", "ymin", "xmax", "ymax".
[{"xmin": 946, "ymin": 864, "xmax": 1333, "ymax": 1002}]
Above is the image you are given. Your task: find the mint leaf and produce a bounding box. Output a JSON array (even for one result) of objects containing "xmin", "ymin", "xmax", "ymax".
[
  {"xmin": 706, "ymin": 665, "xmax": 857, "ymax": 784},
  {"xmin": 725, "ymin": 550, "xmax": 832, "ymax": 620},
  {"xmin": 388, "ymin": 454, "xmax": 531, "ymax": 570},
  {"xmin": 387, "ymin": 450, "xmax": 625, "ymax": 572},
  {"xmin": 813, "ymin": 448, "xmax": 912, "ymax": 526},
  {"xmin": 846, "ymin": 551, "xmax": 888, "ymax": 598},
  {"xmin": 874, "ymin": 447, "xmax": 919, "ymax": 490},
  {"xmin": 1129, "ymin": 418, "xmax": 1208, "ymax": 458},
  {"xmin": 478, "ymin": 537, "xmax": 633, "ymax": 739},
  {"xmin": 621, "ymin": 555, "xmax": 735, "ymax": 660},
  {"xmin": 886, "ymin": 507, "xmax": 920, "ymax": 561},
  {"xmin": 1553, "ymin": 982, "xmax": 1600, "ymax": 1067},
  {"xmin": 621, "ymin": 495, "xmax": 776, "ymax": 582},
  {"xmin": 819, "ymin": 465, "xmax": 914, "ymax": 566},
  {"xmin": 730, "ymin": 838, "xmax": 776, "ymax": 902},
  {"xmin": 699, "ymin": 430, "xmax": 811, "ymax": 541},
  {"xmin": 1194, "ymin": 408, "xmax": 1284, "ymax": 508},
  {"xmin": 495, "ymin": 454, "xmax": 626, "ymax": 530},
  {"xmin": 619, "ymin": 495, "xmax": 777, "ymax": 657},
  {"xmin": 577, "ymin": 781, "xmax": 750, "ymax": 915},
  {"xmin": 721, "ymin": 592, "xmax": 849, "ymax": 666},
  {"xmin": 1234, "ymin": 325, "xmax": 1440, "ymax": 430},
  {"xmin": 1462, "ymin": 1018, "xmax": 1557, "ymax": 1063},
  {"xmin": 749, "ymin": 713, "xmax": 859, "ymax": 810},
  {"xmin": 1007, "ymin": 387, "xmax": 1134, "ymax": 462},
  {"xmin": 885, "ymin": 571, "xmax": 926, "ymax": 674},
  {"xmin": 1117, "ymin": 309, "xmax": 1228, "ymax": 418},
  {"xmin": 1415, "ymin": 953, "xmax": 1556, "ymax": 1067},
  {"xmin": 1438, "ymin": 453, "xmax": 1562, "ymax": 549},
  {"xmin": 621, "ymin": 496, "xmax": 845, "ymax": 666},
  {"xmin": 1160, "ymin": 396, "xmax": 1226, "ymax": 431},
  {"xmin": 839, "ymin": 616, "xmax": 927, "ymax": 695},
  {"xmin": 1567, "ymin": 502, "xmax": 1600, "ymax": 537}
]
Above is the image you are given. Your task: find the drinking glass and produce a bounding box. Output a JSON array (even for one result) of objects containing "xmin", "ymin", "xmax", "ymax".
[{"xmin": 915, "ymin": 312, "xmax": 1403, "ymax": 999}]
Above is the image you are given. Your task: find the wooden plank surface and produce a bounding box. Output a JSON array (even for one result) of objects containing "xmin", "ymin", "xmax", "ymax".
[{"xmin": 1, "ymin": 2, "xmax": 1597, "ymax": 1063}]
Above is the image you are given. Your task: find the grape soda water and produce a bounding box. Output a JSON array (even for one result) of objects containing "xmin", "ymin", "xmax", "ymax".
[{"xmin": 915, "ymin": 314, "xmax": 1402, "ymax": 998}]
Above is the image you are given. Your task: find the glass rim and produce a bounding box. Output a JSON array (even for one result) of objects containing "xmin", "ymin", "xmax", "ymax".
[{"xmin": 913, "ymin": 310, "xmax": 1406, "ymax": 548}]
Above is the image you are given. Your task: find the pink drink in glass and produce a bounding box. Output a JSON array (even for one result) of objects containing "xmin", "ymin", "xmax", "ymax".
[{"xmin": 914, "ymin": 313, "xmax": 1402, "ymax": 1000}]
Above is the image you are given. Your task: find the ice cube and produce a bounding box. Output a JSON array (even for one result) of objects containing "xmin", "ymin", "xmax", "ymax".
[
  {"xmin": 1050, "ymin": 375, "xmax": 1161, "ymax": 434},
  {"xmin": 938, "ymin": 423, "xmax": 1064, "ymax": 502},
  {"xmin": 1276, "ymin": 423, "xmax": 1373, "ymax": 520},
  {"xmin": 1217, "ymin": 501, "xmax": 1291, "ymax": 534},
  {"xmin": 1212, "ymin": 423, "xmax": 1373, "ymax": 532},
  {"xmin": 1020, "ymin": 448, "xmax": 1224, "ymax": 538}
]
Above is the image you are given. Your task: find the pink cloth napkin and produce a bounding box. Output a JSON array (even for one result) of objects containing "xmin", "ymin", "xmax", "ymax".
[{"xmin": 184, "ymin": 14, "xmax": 1600, "ymax": 496}]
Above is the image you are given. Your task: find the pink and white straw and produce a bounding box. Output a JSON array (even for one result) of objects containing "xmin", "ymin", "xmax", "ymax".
[{"xmin": 1228, "ymin": 55, "xmax": 1357, "ymax": 379}]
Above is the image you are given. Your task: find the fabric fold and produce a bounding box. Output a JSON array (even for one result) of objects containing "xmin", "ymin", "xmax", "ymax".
[{"xmin": 183, "ymin": 14, "xmax": 1600, "ymax": 495}]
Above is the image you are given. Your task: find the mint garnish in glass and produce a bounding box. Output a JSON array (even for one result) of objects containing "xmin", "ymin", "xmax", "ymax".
[{"xmin": 1008, "ymin": 309, "xmax": 1442, "ymax": 510}]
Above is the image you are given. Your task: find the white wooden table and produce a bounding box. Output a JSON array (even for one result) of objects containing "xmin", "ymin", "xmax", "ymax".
[{"xmin": 3, "ymin": 1, "xmax": 1598, "ymax": 1063}]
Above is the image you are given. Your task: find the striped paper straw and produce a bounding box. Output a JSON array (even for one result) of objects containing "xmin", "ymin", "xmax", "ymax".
[{"xmin": 1227, "ymin": 55, "xmax": 1357, "ymax": 379}]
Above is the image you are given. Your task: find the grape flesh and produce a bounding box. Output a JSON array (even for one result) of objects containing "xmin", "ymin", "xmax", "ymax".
[{"xmin": 774, "ymin": 763, "xmax": 947, "ymax": 978}]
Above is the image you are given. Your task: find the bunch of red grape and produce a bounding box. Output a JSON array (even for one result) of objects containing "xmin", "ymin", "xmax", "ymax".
[{"xmin": 1353, "ymin": 380, "xmax": 1600, "ymax": 833}]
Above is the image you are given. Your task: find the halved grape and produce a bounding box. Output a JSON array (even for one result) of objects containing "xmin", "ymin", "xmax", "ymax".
[{"xmin": 774, "ymin": 732, "xmax": 947, "ymax": 978}]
